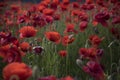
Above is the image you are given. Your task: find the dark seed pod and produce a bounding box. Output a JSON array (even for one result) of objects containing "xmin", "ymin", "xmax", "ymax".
[
  {"xmin": 97, "ymin": 49, "xmax": 104, "ymax": 57},
  {"xmin": 33, "ymin": 46, "xmax": 44, "ymax": 55},
  {"xmin": 93, "ymin": 27, "xmax": 99, "ymax": 34}
]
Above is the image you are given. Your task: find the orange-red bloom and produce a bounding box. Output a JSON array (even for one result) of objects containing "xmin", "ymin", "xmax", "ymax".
[
  {"xmin": 62, "ymin": 0, "xmax": 70, "ymax": 5},
  {"xmin": 19, "ymin": 26, "xmax": 37, "ymax": 38},
  {"xmin": 19, "ymin": 42, "xmax": 30, "ymax": 52},
  {"xmin": 43, "ymin": 8, "xmax": 54, "ymax": 16},
  {"xmin": 0, "ymin": 44, "xmax": 10, "ymax": 58},
  {"xmin": 58, "ymin": 50, "xmax": 67, "ymax": 57},
  {"xmin": 60, "ymin": 76, "xmax": 73, "ymax": 80},
  {"xmin": 38, "ymin": 5, "xmax": 46, "ymax": 12},
  {"xmin": 89, "ymin": 35, "xmax": 104, "ymax": 47},
  {"xmin": 79, "ymin": 47, "xmax": 97, "ymax": 59},
  {"xmin": 45, "ymin": 31, "xmax": 61, "ymax": 44},
  {"xmin": 53, "ymin": 0, "xmax": 59, "ymax": 4},
  {"xmin": 62, "ymin": 35, "xmax": 75, "ymax": 46},
  {"xmin": 0, "ymin": 44, "xmax": 25, "ymax": 63},
  {"xmin": 60, "ymin": 3, "xmax": 68, "ymax": 11},
  {"xmin": 3, "ymin": 62, "xmax": 32, "ymax": 80},
  {"xmin": 71, "ymin": 10, "xmax": 81, "ymax": 16},
  {"xmin": 64, "ymin": 23, "xmax": 77, "ymax": 34}
]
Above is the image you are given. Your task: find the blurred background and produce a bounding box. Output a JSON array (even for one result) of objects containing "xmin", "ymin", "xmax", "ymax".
[{"xmin": 0, "ymin": 0, "xmax": 84, "ymax": 3}]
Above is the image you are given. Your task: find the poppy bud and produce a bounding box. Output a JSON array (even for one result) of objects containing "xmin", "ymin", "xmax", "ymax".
[{"xmin": 76, "ymin": 59, "xmax": 84, "ymax": 67}]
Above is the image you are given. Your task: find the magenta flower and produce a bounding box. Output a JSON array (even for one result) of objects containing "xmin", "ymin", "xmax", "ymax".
[
  {"xmin": 94, "ymin": 11, "xmax": 110, "ymax": 27},
  {"xmin": 82, "ymin": 61, "xmax": 106, "ymax": 80}
]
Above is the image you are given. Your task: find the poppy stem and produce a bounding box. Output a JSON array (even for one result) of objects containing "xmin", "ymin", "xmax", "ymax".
[{"xmin": 65, "ymin": 45, "xmax": 69, "ymax": 75}]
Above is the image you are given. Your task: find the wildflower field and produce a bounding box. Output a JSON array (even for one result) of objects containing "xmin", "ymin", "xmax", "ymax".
[{"xmin": 0, "ymin": 0, "xmax": 120, "ymax": 80}]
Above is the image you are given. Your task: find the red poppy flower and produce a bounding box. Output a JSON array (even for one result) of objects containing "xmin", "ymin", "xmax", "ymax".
[
  {"xmin": 78, "ymin": 11, "xmax": 88, "ymax": 21},
  {"xmin": 45, "ymin": 16, "xmax": 53, "ymax": 24},
  {"xmin": 64, "ymin": 23, "xmax": 77, "ymax": 34},
  {"xmin": 3, "ymin": 62, "xmax": 32, "ymax": 80},
  {"xmin": 0, "ymin": 32, "xmax": 11, "ymax": 45},
  {"xmin": 96, "ymin": 0, "xmax": 105, "ymax": 7},
  {"xmin": 86, "ymin": 0, "xmax": 94, "ymax": 4},
  {"xmin": 1, "ymin": 36, "xmax": 19, "ymax": 47},
  {"xmin": 20, "ymin": 42, "xmax": 30, "ymax": 52},
  {"xmin": 81, "ymin": 3, "xmax": 95, "ymax": 10},
  {"xmin": 0, "ymin": 37, "xmax": 26, "ymax": 63},
  {"xmin": 79, "ymin": 21, "xmax": 88, "ymax": 32},
  {"xmin": 60, "ymin": 3, "xmax": 68, "ymax": 11},
  {"xmin": 38, "ymin": 5, "xmax": 46, "ymax": 12},
  {"xmin": 79, "ymin": 48, "xmax": 104, "ymax": 60},
  {"xmin": 79, "ymin": 47, "xmax": 97, "ymax": 59},
  {"xmin": 89, "ymin": 35, "xmax": 104, "ymax": 47},
  {"xmin": 6, "ymin": 45, "xmax": 25, "ymax": 63},
  {"xmin": 45, "ymin": 31, "xmax": 61, "ymax": 44},
  {"xmin": 79, "ymin": 48, "xmax": 88, "ymax": 58},
  {"xmin": 19, "ymin": 26, "xmax": 37, "ymax": 38},
  {"xmin": 50, "ymin": 0, "xmax": 59, "ymax": 10},
  {"xmin": 58, "ymin": 50, "xmax": 67, "ymax": 57},
  {"xmin": 61, "ymin": 76, "xmax": 73, "ymax": 80},
  {"xmin": 17, "ymin": 16, "xmax": 26, "ymax": 23},
  {"xmin": 53, "ymin": 0, "xmax": 59, "ymax": 4},
  {"xmin": 62, "ymin": 0, "xmax": 70, "ymax": 5},
  {"xmin": 44, "ymin": 0, "xmax": 51, "ymax": 3},
  {"xmin": 40, "ymin": 1, "xmax": 49, "ymax": 7},
  {"xmin": 92, "ymin": 20, "xmax": 98, "ymax": 26},
  {"xmin": 0, "ymin": 44, "xmax": 10, "ymax": 58},
  {"xmin": 71, "ymin": 10, "xmax": 82, "ymax": 16},
  {"xmin": 53, "ymin": 14, "xmax": 61, "ymax": 20},
  {"xmin": 43, "ymin": 8, "xmax": 54, "ymax": 16},
  {"xmin": 87, "ymin": 48, "xmax": 97, "ymax": 58},
  {"xmin": 72, "ymin": 2, "xmax": 79, "ymax": 8},
  {"xmin": 62, "ymin": 35, "xmax": 75, "ymax": 46}
]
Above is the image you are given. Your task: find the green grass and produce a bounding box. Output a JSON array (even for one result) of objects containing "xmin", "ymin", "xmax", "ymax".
[{"xmin": 21, "ymin": 22, "xmax": 120, "ymax": 80}]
